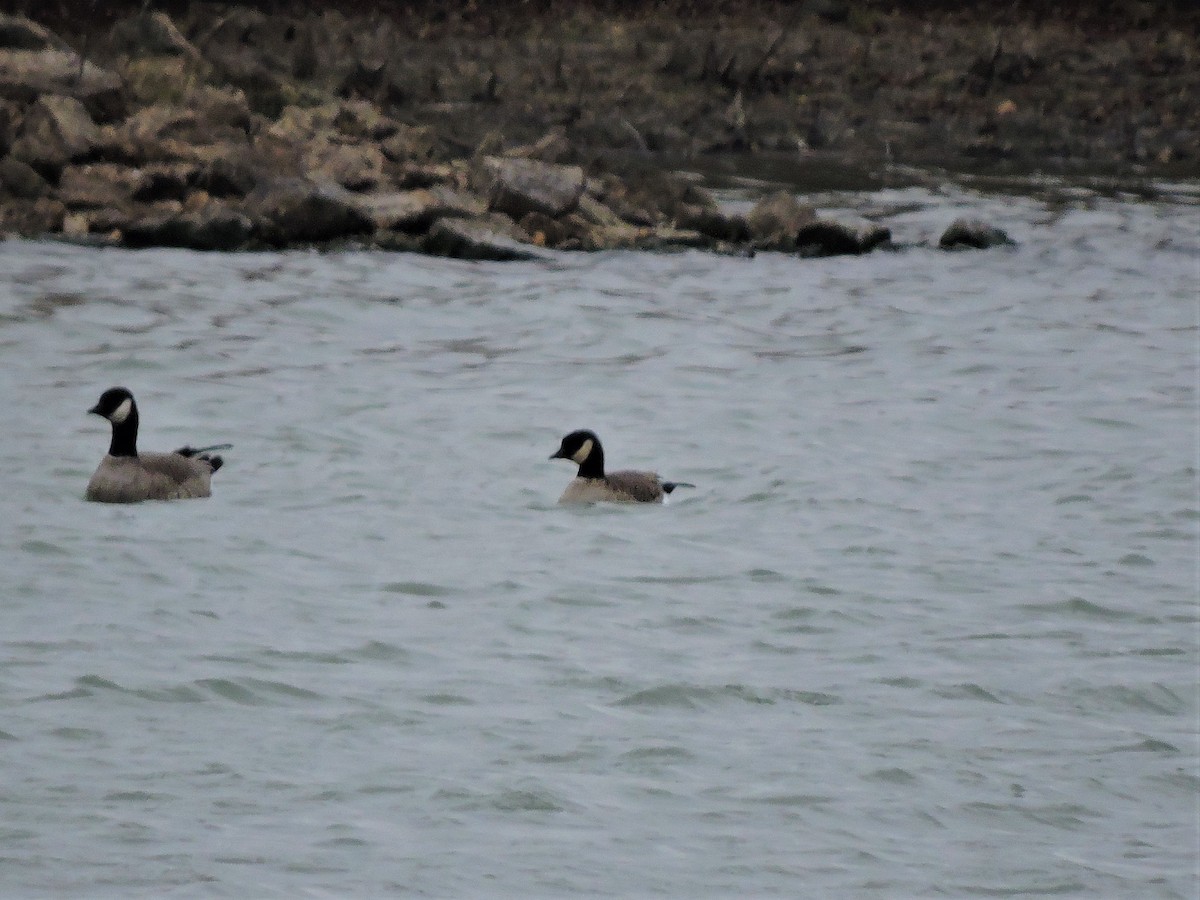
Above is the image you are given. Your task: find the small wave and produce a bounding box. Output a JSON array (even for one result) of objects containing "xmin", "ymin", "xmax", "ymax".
[
  {"xmin": 381, "ymin": 580, "xmax": 455, "ymax": 597},
  {"xmin": 1066, "ymin": 682, "xmax": 1187, "ymax": 716},
  {"xmin": 1018, "ymin": 597, "xmax": 1138, "ymax": 620},
  {"xmin": 934, "ymin": 683, "xmax": 1005, "ymax": 704},
  {"xmin": 1102, "ymin": 737, "xmax": 1179, "ymax": 754},
  {"xmin": 193, "ymin": 677, "xmax": 323, "ymax": 705}
]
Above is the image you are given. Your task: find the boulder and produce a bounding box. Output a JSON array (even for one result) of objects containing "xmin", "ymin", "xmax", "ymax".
[
  {"xmin": 110, "ymin": 12, "xmax": 202, "ymax": 60},
  {"xmin": 122, "ymin": 203, "xmax": 254, "ymax": 251},
  {"xmin": 675, "ymin": 203, "xmax": 750, "ymax": 243},
  {"xmin": 135, "ymin": 162, "xmax": 197, "ymax": 202},
  {"xmin": 423, "ymin": 216, "xmax": 546, "ymax": 261},
  {"xmin": 745, "ymin": 190, "xmax": 817, "ymax": 250},
  {"xmin": 56, "ymin": 163, "xmax": 146, "ymax": 209},
  {"xmin": 244, "ymin": 178, "xmax": 373, "ymax": 244},
  {"xmin": 194, "ymin": 157, "xmax": 258, "ymax": 198},
  {"xmin": 10, "ymin": 95, "xmax": 99, "ymax": 177},
  {"xmin": 0, "ymin": 197, "xmax": 65, "ymax": 235},
  {"xmin": 939, "ymin": 218, "xmax": 1014, "ymax": 250},
  {"xmin": 303, "ymin": 140, "xmax": 386, "ymax": 192},
  {"xmin": 475, "ymin": 156, "xmax": 584, "ymax": 220},
  {"xmin": 0, "ymin": 101, "xmax": 13, "ymax": 156},
  {"xmin": 518, "ymin": 211, "xmax": 579, "ymax": 249},
  {"xmin": 380, "ymin": 125, "xmax": 439, "ymax": 164},
  {"xmin": 796, "ymin": 219, "xmax": 892, "ymax": 256},
  {"xmin": 574, "ymin": 194, "xmax": 626, "ymax": 228},
  {"xmin": 0, "ymin": 14, "xmax": 71, "ymax": 51},
  {"xmin": 352, "ymin": 187, "xmax": 485, "ymax": 232},
  {"xmin": 108, "ymin": 95, "xmax": 254, "ymax": 164},
  {"xmin": 0, "ymin": 154, "xmax": 48, "ymax": 199},
  {"xmin": 0, "ymin": 50, "xmax": 125, "ymax": 121}
]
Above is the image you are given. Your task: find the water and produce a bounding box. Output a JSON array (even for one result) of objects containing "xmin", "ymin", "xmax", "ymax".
[{"xmin": 1, "ymin": 183, "xmax": 1196, "ymax": 897}]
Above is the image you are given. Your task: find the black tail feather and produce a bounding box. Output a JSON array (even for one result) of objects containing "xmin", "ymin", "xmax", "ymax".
[
  {"xmin": 176, "ymin": 443, "xmax": 232, "ymax": 457},
  {"xmin": 176, "ymin": 444, "xmax": 228, "ymax": 474},
  {"xmin": 662, "ymin": 481, "xmax": 695, "ymax": 494}
]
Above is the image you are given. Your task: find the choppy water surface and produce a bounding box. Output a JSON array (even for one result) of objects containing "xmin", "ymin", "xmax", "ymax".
[{"xmin": 1, "ymin": 183, "xmax": 1196, "ymax": 897}]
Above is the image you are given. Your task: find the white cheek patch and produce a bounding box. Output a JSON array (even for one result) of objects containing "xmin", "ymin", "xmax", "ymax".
[
  {"xmin": 571, "ymin": 438, "xmax": 593, "ymax": 464},
  {"xmin": 109, "ymin": 398, "xmax": 132, "ymax": 423}
]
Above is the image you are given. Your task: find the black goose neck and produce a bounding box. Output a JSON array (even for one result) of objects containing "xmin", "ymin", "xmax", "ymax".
[
  {"xmin": 578, "ymin": 441, "xmax": 605, "ymax": 479},
  {"xmin": 108, "ymin": 406, "xmax": 139, "ymax": 458}
]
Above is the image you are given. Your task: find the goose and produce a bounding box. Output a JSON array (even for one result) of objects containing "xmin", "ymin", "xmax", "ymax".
[
  {"xmin": 85, "ymin": 387, "xmax": 228, "ymax": 503},
  {"xmin": 549, "ymin": 429, "xmax": 693, "ymax": 504}
]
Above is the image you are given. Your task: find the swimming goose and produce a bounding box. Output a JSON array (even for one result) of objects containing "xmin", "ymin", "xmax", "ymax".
[
  {"xmin": 549, "ymin": 429, "xmax": 693, "ymax": 504},
  {"xmin": 85, "ymin": 387, "xmax": 228, "ymax": 503}
]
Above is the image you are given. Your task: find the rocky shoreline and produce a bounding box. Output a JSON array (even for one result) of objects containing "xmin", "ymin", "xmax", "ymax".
[{"xmin": 0, "ymin": 2, "xmax": 1194, "ymax": 257}]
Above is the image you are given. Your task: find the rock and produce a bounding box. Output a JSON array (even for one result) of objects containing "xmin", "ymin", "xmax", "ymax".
[
  {"xmin": 0, "ymin": 101, "xmax": 13, "ymax": 156},
  {"xmin": 574, "ymin": 194, "xmax": 627, "ymax": 228},
  {"xmin": 0, "ymin": 197, "xmax": 65, "ymax": 235},
  {"xmin": 939, "ymin": 218, "xmax": 1014, "ymax": 250},
  {"xmin": 0, "ymin": 14, "xmax": 70, "ymax": 51},
  {"xmin": 56, "ymin": 163, "xmax": 146, "ymax": 209},
  {"xmin": 380, "ymin": 125, "xmax": 439, "ymax": 163},
  {"xmin": 591, "ymin": 168, "xmax": 712, "ymax": 227},
  {"xmin": 135, "ymin": 163, "xmax": 196, "ymax": 202},
  {"xmin": 796, "ymin": 219, "xmax": 892, "ymax": 256},
  {"xmin": 423, "ymin": 217, "xmax": 546, "ymax": 261},
  {"xmin": 194, "ymin": 157, "xmax": 258, "ymax": 198},
  {"xmin": 244, "ymin": 178, "xmax": 374, "ymax": 244},
  {"xmin": 110, "ymin": 12, "xmax": 202, "ymax": 60},
  {"xmin": 745, "ymin": 190, "xmax": 817, "ymax": 250},
  {"xmin": 0, "ymin": 155, "xmax": 48, "ymax": 199},
  {"xmin": 475, "ymin": 156, "xmax": 585, "ymax": 219},
  {"xmin": 304, "ymin": 141, "xmax": 386, "ymax": 192},
  {"xmin": 505, "ymin": 129, "xmax": 572, "ymax": 163},
  {"xmin": 352, "ymin": 187, "xmax": 485, "ymax": 232},
  {"xmin": 0, "ymin": 50, "xmax": 126, "ymax": 121},
  {"xmin": 518, "ymin": 211, "xmax": 580, "ymax": 248},
  {"xmin": 11, "ymin": 95, "xmax": 99, "ymax": 178},
  {"xmin": 675, "ymin": 203, "xmax": 750, "ymax": 243},
  {"xmin": 123, "ymin": 203, "xmax": 254, "ymax": 251}
]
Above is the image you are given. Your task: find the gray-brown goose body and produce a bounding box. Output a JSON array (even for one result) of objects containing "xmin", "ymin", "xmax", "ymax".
[
  {"xmin": 550, "ymin": 429, "xmax": 693, "ymax": 504},
  {"xmin": 85, "ymin": 387, "xmax": 227, "ymax": 503}
]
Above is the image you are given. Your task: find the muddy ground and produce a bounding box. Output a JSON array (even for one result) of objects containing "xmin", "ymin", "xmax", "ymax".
[{"xmin": 11, "ymin": 0, "xmax": 1199, "ymax": 181}]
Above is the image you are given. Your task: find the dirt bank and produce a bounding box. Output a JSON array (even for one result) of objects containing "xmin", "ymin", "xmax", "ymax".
[{"xmin": 0, "ymin": 2, "xmax": 1195, "ymax": 254}]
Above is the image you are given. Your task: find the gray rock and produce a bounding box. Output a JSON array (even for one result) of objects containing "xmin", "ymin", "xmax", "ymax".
[
  {"xmin": 0, "ymin": 154, "xmax": 48, "ymax": 199},
  {"xmin": 304, "ymin": 141, "xmax": 386, "ymax": 192},
  {"xmin": 0, "ymin": 196, "xmax": 65, "ymax": 235},
  {"xmin": 123, "ymin": 204, "xmax": 254, "ymax": 251},
  {"xmin": 476, "ymin": 156, "xmax": 584, "ymax": 220},
  {"xmin": 939, "ymin": 218, "xmax": 1014, "ymax": 250},
  {"xmin": 745, "ymin": 190, "xmax": 816, "ymax": 250},
  {"xmin": 110, "ymin": 12, "xmax": 202, "ymax": 60},
  {"xmin": 423, "ymin": 217, "xmax": 547, "ymax": 261},
  {"xmin": 244, "ymin": 178, "xmax": 374, "ymax": 244},
  {"xmin": 134, "ymin": 163, "xmax": 196, "ymax": 202},
  {"xmin": 353, "ymin": 187, "xmax": 485, "ymax": 232},
  {"xmin": 11, "ymin": 95, "xmax": 99, "ymax": 177},
  {"xmin": 56, "ymin": 163, "xmax": 146, "ymax": 209},
  {"xmin": 796, "ymin": 218, "xmax": 892, "ymax": 256},
  {"xmin": 676, "ymin": 203, "xmax": 750, "ymax": 243},
  {"xmin": 0, "ymin": 50, "xmax": 125, "ymax": 121},
  {"xmin": 0, "ymin": 101, "xmax": 13, "ymax": 157},
  {"xmin": 195, "ymin": 157, "xmax": 258, "ymax": 198},
  {"xmin": 0, "ymin": 14, "xmax": 70, "ymax": 51}
]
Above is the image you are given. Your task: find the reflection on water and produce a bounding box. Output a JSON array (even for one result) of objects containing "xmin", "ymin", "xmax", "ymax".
[{"xmin": 0, "ymin": 184, "xmax": 1196, "ymax": 897}]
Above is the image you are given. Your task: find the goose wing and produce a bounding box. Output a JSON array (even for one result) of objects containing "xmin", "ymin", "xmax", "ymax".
[{"xmin": 605, "ymin": 470, "xmax": 666, "ymax": 503}]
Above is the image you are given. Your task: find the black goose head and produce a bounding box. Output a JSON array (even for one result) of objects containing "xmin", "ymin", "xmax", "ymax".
[
  {"xmin": 550, "ymin": 429, "xmax": 604, "ymax": 478},
  {"xmin": 89, "ymin": 387, "xmax": 139, "ymax": 457}
]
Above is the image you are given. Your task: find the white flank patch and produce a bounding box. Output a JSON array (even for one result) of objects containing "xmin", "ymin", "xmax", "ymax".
[
  {"xmin": 572, "ymin": 438, "xmax": 594, "ymax": 465},
  {"xmin": 110, "ymin": 397, "xmax": 132, "ymax": 423}
]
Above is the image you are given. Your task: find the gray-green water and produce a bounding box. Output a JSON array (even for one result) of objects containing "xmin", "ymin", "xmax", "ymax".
[{"xmin": 1, "ymin": 184, "xmax": 1197, "ymax": 897}]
